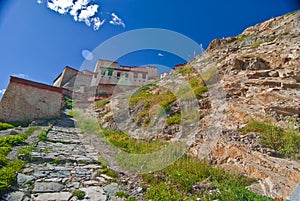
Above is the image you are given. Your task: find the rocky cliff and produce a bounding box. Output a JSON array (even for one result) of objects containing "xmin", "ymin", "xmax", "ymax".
[{"xmin": 92, "ymin": 11, "xmax": 300, "ymax": 199}]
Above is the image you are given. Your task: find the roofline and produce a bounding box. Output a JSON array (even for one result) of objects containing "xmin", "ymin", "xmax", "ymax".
[
  {"xmin": 97, "ymin": 59, "xmax": 118, "ymax": 64},
  {"xmin": 175, "ymin": 63, "xmax": 187, "ymax": 67},
  {"xmin": 53, "ymin": 66, "xmax": 79, "ymax": 84},
  {"xmin": 11, "ymin": 76, "xmax": 64, "ymax": 94},
  {"xmin": 97, "ymin": 66, "xmax": 148, "ymax": 74}
]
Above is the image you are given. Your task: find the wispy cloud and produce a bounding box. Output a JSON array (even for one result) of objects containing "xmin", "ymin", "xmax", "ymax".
[
  {"xmin": 37, "ymin": 0, "xmax": 125, "ymax": 30},
  {"xmin": 11, "ymin": 73, "xmax": 29, "ymax": 79},
  {"xmin": 109, "ymin": 13, "xmax": 126, "ymax": 27}
]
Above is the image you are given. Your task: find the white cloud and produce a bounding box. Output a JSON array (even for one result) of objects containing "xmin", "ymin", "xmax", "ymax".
[
  {"xmin": 109, "ymin": 13, "xmax": 126, "ymax": 27},
  {"xmin": 47, "ymin": 0, "xmax": 73, "ymax": 14},
  {"xmin": 158, "ymin": 53, "xmax": 164, "ymax": 57},
  {"xmin": 92, "ymin": 17, "xmax": 105, "ymax": 30},
  {"xmin": 11, "ymin": 73, "xmax": 29, "ymax": 79},
  {"xmin": 38, "ymin": 0, "xmax": 126, "ymax": 31},
  {"xmin": 0, "ymin": 89, "xmax": 6, "ymax": 95}
]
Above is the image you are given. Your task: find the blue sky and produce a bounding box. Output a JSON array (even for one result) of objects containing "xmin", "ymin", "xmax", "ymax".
[{"xmin": 0, "ymin": 0, "xmax": 299, "ymax": 98}]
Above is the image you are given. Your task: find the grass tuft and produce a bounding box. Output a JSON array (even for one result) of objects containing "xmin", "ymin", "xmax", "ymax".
[{"xmin": 239, "ymin": 121, "xmax": 300, "ymax": 158}]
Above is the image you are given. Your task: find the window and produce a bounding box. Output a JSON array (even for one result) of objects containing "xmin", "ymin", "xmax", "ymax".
[
  {"xmin": 117, "ymin": 72, "xmax": 121, "ymax": 79},
  {"xmin": 134, "ymin": 73, "xmax": 138, "ymax": 79},
  {"xmin": 108, "ymin": 69, "xmax": 114, "ymax": 76},
  {"xmin": 142, "ymin": 73, "xmax": 147, "ymax": 79},
  {"xmin": 125, "ymin": 73, "xmax": 129, "ymax": 78},
  {"xmin": 101, "ymin": 69, "xmax": 107, "ymax": 76}
]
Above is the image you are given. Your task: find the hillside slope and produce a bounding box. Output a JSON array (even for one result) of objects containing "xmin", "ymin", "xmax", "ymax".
[{"xmin": 92, "ymin": 11, "xmax": 300, "ymax": 199}]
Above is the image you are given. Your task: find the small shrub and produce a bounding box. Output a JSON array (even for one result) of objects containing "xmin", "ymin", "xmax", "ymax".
[
  {"xmin": 72, "ymin": 189, "xmax": 86, "ymax": 200},
  {"xmin": 0, "ymin": 122, "xmax": 14, "ymax": 131}
]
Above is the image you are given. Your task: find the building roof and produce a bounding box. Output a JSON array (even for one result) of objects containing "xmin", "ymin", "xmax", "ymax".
[
  {"xmin": 53, "ymin": 66, "xmax": 80, "ymax": 84},
  {"xmin": 11, "ymin": 76, "xmax": 64, "ymax": 94}
]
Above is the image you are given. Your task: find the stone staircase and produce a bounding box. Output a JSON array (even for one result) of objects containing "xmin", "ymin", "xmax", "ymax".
[{"xmin": 2, "ymin": 126, "xmax": 123, "ymax": 201}]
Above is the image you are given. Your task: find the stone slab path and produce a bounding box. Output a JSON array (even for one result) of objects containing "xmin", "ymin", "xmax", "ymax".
[{"xmin": 2, "ymin": 126, "xmax": 124, "ymax": 201}]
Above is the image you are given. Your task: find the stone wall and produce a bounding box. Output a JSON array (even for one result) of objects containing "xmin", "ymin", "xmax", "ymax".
[{"xmin": 0, "ymin": 77, "xmax": 64, "ymax": 123}]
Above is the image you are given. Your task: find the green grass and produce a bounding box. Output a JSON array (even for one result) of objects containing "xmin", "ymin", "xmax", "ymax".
[
  {"xmin": 236, "ymin": 35, "xmax": 247, "ymax": 42},
  {"xmin": 101, "ymin": 129, "xmax": 167, "ymax": 154},
  {"xmin": 142, "ymin": 155, "xmax": 272, "ymax": 201},
  {"xmin": 0, "ymin": 122, "xmax": 14, "ymax": 131},
  {"xmin": 0, "ymin": 127, "xmax": 40, "ymax": 193},
  {"xmin": 16, "ymin": 145, "xmax": 35, "ymax": 162},
  {"xmin": 166, "ymin": 113, "xmax": 181, "ymax": 126},
  {"xmin": 73, "ymin": 110, "xmax": 101, "ymax": 134},
  {"xmin": 72, "ymin": 189, "xmax": 86, "ymax": 200},
  {"xmin": 239, "ymin": 121, "xmax": 300, "ymax": 158},
  {"xmin": 38, "ymin": 130, "xmax": 48, "ymax": 142},
  {"xmin": 251, "ymin": 41, "xmax": 262, "ymax": 48},
  {"xmin": 129, "ymin": 86, "xmax": 177, "ymax": 124},
  {"xmin": 0, "ymin": 160, "xmax": 25, "ymax": 194},
  {"xmin": 95, "ymin": 99, "xmax": 110, "ymax": 108},
  {"xmin": 64, "ymin": 96, "xmax": 74, "ymax": 109},
  {"xmin": 99, "ymin": 164, "xmax": 118, "ymax": 179},
  {"xmin": 115, "ymin": 191, "xmax": 129, "ymax": 198},
  {"xmin": 178, "ymin": 65, "xmax": 194, "ymax": 76},
  {"xmin": 200, "ymin": 66, "xmax": 219, "ymax": 82}
]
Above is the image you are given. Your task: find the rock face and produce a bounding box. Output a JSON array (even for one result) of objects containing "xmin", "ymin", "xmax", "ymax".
[
  {"xmin": 188, "ymin": 11, "xmax": 300, "ymax": 199},
  {"xmin": 91, "ymin": 11, "xmax": 300, "ymax": 199}
]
